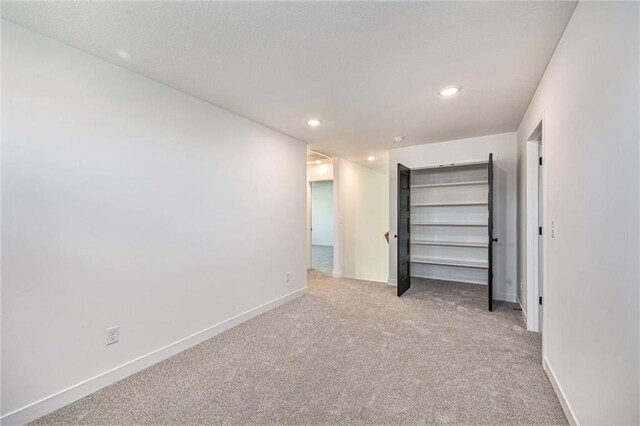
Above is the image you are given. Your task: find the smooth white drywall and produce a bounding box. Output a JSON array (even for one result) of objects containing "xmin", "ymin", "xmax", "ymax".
[
  {"xmin": 311, "ymin": 181, "xmax": 333, "ymax": 246},
  {"xmin": 307, "ymin": 161, "xmax": 333, "ymax": 182},
  {"xmin": 517, "ymin": 2, "xmax": 639, "ymax": 423},
  {"xmin": 335, "ymin": 158, "xmax": 388, "ymax": 283},
  {"xmin": 388, "ymin": 133, "xmax": 518, "ymax": 302},
  {"xmin": 1, "ymin": 21, "xmax": 307, "ymax": 421}
]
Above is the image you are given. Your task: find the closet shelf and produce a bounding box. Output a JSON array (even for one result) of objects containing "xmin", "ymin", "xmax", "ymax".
[
  {"xmin": 411, "ymin": 240, "xmax": 488, "ymax": 248},
  {"xmin": 411, "ymin": 202, "xmax": 488, "ymax": 207},
  {"xmin": 410, "ymin": 256, "xmax": 488, "ymax": 269},
  {"xmin": 410, "ymin": 274, "xmax": 486, "ymax": 285},
  {"xmin": 411, "ymin": 222, "xmax": 487, "ymax": 227},
  {"xmin": 411, "ymin": 180, "xmax": 488, "ymax": 189}
]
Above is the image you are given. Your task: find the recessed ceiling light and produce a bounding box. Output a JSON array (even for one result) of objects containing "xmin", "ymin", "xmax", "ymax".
[
  {"xmin": 315, "ymin": 160, "xmax": 322, "ymax": 165},
  {"xmin": 394, "ymin": 136, "xmax": 405, "ymax": 143},
  {"xmin": 367, "ymin": 156, "xmax": 375, "ymax": 161},
  {"xmin": 439, "ymin": 86, "xmax": 461, "ymax": 97},
  {"xmin": 307, "ymin": 119, "xmax": 322, "ymax": 127}
]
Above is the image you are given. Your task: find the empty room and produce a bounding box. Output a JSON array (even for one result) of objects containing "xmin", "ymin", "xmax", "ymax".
[{"xmin": 1, "ymin": 1, "xmax": 639, "ymax": 425}]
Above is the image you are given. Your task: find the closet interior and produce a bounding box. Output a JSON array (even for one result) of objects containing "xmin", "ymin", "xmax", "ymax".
[{"xmin": 397, "ymin": 155, "xmax": 495, "ymax": 310}]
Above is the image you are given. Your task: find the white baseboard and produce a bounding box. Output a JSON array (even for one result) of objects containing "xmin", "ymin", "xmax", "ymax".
[
  {"xmin": 387, "ymin": 278, "xmax": 397, "ymax": 287},
  {"xmin": 332, "ymin": 270, "xmax": 343, "ymax": 278},
  {"xmin": 1, "ymin": 287, "xmax": 307, "ymax": 425},
  {"xmin": 543, "ymin": 357, "xmax": 578, "ymax": 425}
]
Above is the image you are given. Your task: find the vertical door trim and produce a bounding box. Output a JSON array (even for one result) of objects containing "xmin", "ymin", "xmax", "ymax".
[
  {"xmin": 397, "ymin": 163, "xmax": 411, "ymax": 296},
  {"xmin": 524, "ymin": 115, "xmax": 546, "ymax": 334},
  {"xmin": 332, "ymin": 159, "xmax": 342, "ymax": 278},
  {"xmin": 488, "ymin": 153, "xmax": 494, "ymax": 311}
]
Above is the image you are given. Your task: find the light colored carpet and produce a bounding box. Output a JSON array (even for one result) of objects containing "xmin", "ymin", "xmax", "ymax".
[
  {"xmin": 311, "ymin": 245, "xmax": 333, "ymax": 275},
  {"xmin": 33, "ymin": 271, "xmax": 566, "ymax": 425}
]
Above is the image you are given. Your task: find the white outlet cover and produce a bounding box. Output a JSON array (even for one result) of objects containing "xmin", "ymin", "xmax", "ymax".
[{"xmin": 106, "ymin": 326, "xmax": 119, "ymax": 345}]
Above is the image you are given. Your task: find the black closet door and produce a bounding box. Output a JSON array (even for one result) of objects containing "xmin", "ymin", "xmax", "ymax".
[
  {"xmin": 488, "ymin": 153, "xmax": 494, "ymax": 311},
  {"xmin": 397, "ymin": 163, "xmax": 411, "ymax": 296}
]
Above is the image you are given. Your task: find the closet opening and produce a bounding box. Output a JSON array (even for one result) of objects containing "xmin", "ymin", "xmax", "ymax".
[{"xmin": 396, "ymin": 156, "xmax": 496, "ymax": 311}]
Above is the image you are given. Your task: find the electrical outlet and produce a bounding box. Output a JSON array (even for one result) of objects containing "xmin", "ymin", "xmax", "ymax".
[
  {"xmin": 285, "ymin": 272, "xmax": 291, "ymax": 282},
  {"xmin": 106, "ymin": 326, "xmax": 119, "ymax": 345}
]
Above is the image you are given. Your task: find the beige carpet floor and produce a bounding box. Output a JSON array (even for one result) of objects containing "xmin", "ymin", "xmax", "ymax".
[{"xmin": 34, "ymin": 270, "xmax": 566, "ymax": 425}]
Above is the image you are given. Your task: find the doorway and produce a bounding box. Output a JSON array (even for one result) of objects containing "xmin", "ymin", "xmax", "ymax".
[
  {"xmin": 526, "ymin": 120, "xmax": 545, "ymax": 333},
  {"xmin": 310, "ymin": 180, "xmax": 334, "ymax": 275},
  {"xmin": 395, "ymin": 156, "xmax": 496, "ymax": 311}
]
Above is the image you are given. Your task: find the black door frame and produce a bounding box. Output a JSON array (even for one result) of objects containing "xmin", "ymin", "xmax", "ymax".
[{"xmin": 397, "ymin": 163, "xmax": 411, "ymax": 296}]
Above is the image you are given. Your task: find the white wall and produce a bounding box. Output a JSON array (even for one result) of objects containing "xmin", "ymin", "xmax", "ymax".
[
  {"xmin": 517, "ymin": 3, "xmax": 639, "ymax": 424},
  {"xmin": 388, "ymin": 133, "xmax": 518, "ymax": 302},
  {"xmin": 1, "ymin": 22, "xmax": 307, "ymax": 423},
  {"xmin": 311, "ymin": 181, "xmax": 333, "ymax": 246},
  {"xmin": 307, "ymin": 161, "xmax": 333, "ymax": 182},
  {"xmin": 335, "ymin": 158, "xmax": 388, "ymax": 283}
]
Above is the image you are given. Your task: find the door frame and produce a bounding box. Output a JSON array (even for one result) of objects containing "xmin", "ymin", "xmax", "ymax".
[
  {"xmin": 525, "ymin": 114, "xmax": 547, "ymax": 335},
  {"xmin": 306, "ymin": 159, "xmax": 341, "ymax": 278},
  {"xmin": 396, "ymin": 163, "xmax": 411, "ymax": 296},
  {"xmin": 307, "ymin": 178, "xmax": 336, "ymax": 270},
  {"xmin": 488, "ymin": 153, "xmax": 495, "ymax": 311}
]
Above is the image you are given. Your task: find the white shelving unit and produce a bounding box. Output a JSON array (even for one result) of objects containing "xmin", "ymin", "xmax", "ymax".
[
  {"xmin": 409, "ymin": 161, "xmax": 490, "ymax": 285},
  {"xmin": 410, "ymin": 256, "xmax": 489, "ymax": 269},
  {"xmin": 411, "ymin": 202, "xmax": 488, "ymax": 207},
  {"xmin": 411, "ymin": 180, "xmax": 487, "ymax": 189},
  {"xmin": 412, "ymin": 222, "xmax": 487, "ymax": 226},
  {"xmin": 411, "ymin": 240, "xmax": 488, "ymax": 248}
]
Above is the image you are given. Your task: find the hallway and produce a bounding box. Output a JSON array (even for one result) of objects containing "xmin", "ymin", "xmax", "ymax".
[
  {"xmin": 311, "ymin": 245, "xmax": 333, "ymax": 276},
  {"xmin": 34, "ymin": 271, "xmax": 565, "ymax": 424}
]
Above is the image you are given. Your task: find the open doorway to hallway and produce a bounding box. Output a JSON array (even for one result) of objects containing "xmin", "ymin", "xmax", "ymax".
[
  {"xmin": 310, "ymin": 181, "xmax": 334, "ymax": 275},
  {"xmin": 307, "ymin": 150, "xmax": 336, "ymax": 277},
  {"xmin": 307, "ymin": 152, "xmax": 390, "ymax": 283}
]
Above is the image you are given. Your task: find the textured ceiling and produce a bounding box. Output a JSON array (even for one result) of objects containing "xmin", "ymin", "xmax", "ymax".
[{"xmin": 2, "ymin": 1, "xmax": 576, "ymax": 173}]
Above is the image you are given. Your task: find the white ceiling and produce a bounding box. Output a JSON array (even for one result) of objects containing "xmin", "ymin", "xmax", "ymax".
[{"xmin": 2, "ymin": 1, "xmax": 576, "ymax": 173}]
